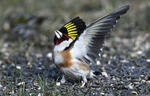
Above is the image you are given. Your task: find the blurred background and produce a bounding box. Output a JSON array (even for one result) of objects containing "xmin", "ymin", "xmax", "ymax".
[
  {"xmin": 0, "ymin": 0, "xmax": 149, "ymax": 55},
  {"xmin": 0, "ymin": 0, "xmax": 150, "ymax": 95}
]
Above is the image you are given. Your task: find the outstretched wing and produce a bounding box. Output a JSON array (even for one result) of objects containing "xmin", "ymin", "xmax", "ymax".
[
  {"xmin": 59, "ymin": 17, "xmax": 86, "ymax": 40},
  {"xmin": 71, "ymin": 5, "xmax": 130, "ymax": 64}
]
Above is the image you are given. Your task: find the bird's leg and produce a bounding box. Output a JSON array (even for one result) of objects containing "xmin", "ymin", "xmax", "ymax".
[
  {"xmin": 60, "ymin": 75, "xmax": 66, "ymax": 84},
  {"xmin": 80, "ymin": 76, "xmax": 87, "ymax": 88}
]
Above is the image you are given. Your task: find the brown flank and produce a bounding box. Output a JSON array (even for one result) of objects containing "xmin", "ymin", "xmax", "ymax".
[{"xmin": 58, "ymin": 48, "xmax": 74, "ymax": 68}]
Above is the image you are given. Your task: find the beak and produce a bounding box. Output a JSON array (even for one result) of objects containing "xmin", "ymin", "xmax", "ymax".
[{"xmin": 55, "ymin": 30, "xmax": 62, "ymax": 39}]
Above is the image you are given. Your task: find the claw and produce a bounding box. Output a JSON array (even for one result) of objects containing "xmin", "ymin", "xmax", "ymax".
[
  {"xmin": 79, "ymin": 81, "xmax": 86, "ymax": 88},
  {"xmin": 79, "ymin": 76, "xmax": 87, "ymax": 88}
]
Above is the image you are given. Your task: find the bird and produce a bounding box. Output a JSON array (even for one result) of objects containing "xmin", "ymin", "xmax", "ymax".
[{"xmin": 53, "ymin": 5, "xmax": 130, "ymax": 87}]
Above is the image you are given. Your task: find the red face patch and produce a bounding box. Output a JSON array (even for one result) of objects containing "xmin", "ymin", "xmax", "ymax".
[
  {"xmin": 56, "ymin": 39, "xmax": 64, "ymax": 45},
  {"xmin": 54, "ymin": 34, "xmax": 70, "ymax": 45}
]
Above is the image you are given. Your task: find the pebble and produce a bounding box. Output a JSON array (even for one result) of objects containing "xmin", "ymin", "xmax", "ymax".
[
  {"xmin": 96, "ymin": 61, "xmax": 101, "ymax": 65},
  {"xmin": 3, "ymin": 86, "xmax": 9, "ymax": 93},
  {"xmin": 36, "ymin": 53, "xmax": 43, "ymax": 58},
  {"xmin": 121, "ymin": 59, "xmax": 129, "ymax": 63},
  {"xmin": 0, "ymin": 61, "xmax": 2, "ymax": 65},
  {"xmin": 16, "ymin": 65, "xmax": 21, "ymax": 70},
  {"xmin": 141, "ymin": 80, "xmax": 146, "ymax": 83},
  {"xmin": 56, "ymin": 82, "xmax": 61, "ymax": 86},
  {"xmin": 38, "ymin": 86, "xmax": 41, "ymax": 90},
  {"xmin": 147, "ymin": 81, "xmax": 150, "ymax": 83},
  {"xmin": 102, "ymin": 54, "xmax": 107, "ymax": 58},
  {"xmin": 131, "ymin": 91, "xmax": 138, "ymax": 95},
  {"xmin": 137, "ymin": 51, "xmax": 142, "ymax": 55},
  {"xmin": 17, "ymin": 82, "xmax": 25, "ymax": 86},
  {"xmin": 47, "ymin": 52, "xmax": 52, "ymax": 60},
  {"xmin": 127, "ymin": 83, "xmax": 133, "ymax": 89},
  {"xmin": 101, "ymin": 92, "xmax": 105, "ymax": 95},
  {"xmin": 146, "ymin": 59, "xmax": 150, "ymax": 62},
  {"xmin": 38, "ymin": 93, "xmax": 43, "ymax": 96},
  {"xmin": 102, "ymin": 71, "xmax": 109, "ymax": 78},
  {"xmin": 0, "ymin": 84, "xmax": 3, "ymax": 89}
]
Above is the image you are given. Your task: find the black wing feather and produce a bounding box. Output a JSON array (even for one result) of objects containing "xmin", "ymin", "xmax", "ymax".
[
  {"xmin": 59, "ymin": 17, "xmax": 86, "ymax": 40},
  {"xmin": 85, "ymin": 5, "xmax": 130, "ymax": 64},
  {"xmin": 73, "ymin": 5, "xmax": 130, "ymax": 64}
]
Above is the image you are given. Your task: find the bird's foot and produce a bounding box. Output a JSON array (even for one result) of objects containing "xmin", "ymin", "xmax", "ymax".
[{"xmin": 79, "ymin": 81, "xmax": 86, "ymax": 88}]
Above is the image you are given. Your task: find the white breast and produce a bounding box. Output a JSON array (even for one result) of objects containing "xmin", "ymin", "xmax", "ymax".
[{"xmin": 54, "ymin": 53, "xmax": 64, "ymax": 64}]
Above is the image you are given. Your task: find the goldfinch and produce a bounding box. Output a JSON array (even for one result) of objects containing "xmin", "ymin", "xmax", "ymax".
[{"xmin": 53, "ymin": 5, "xmax": 130, "ymax": 87}]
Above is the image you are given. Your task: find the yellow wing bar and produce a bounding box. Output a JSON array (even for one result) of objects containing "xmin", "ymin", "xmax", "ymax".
[{"xmin": 64, "ymin": 22, "xmax": 78, "ymax": 40}]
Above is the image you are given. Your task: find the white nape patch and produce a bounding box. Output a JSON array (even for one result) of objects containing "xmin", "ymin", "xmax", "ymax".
[{"xmin": 54, "ymin": 39, "xmax": 73, "ymax": 52}]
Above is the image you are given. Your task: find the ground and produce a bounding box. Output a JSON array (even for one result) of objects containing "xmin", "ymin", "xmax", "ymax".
[{"xmin": 0, "ymin": 0, "xmax": 150, "ymax": 96}]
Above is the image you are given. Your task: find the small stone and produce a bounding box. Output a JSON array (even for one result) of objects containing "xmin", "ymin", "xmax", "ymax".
[
  {"xmin": 3, "ymin": 22, "xmax": 10, "ymax": 31},
  {"xmin": 147, "ymin": 80, "xmax": 150, "ymax": 83},
  {"xmin": 0, "ymin": 84, "xmax": 3, "ymax": 89},
  {"xmin": 16, "ymin": 65, "xmax": 21, "ymax": 70},
  {"xmin": 140, "ymin": 75, "xmax": 144, "ymax": 77},
  {"xmin": 3, "ymin": 86, "xmax": 9, "ymax": 93},
  {"xmin": 101, "ymin": 92, "xmax": 105, "ymax": 95},
  {"xmin": 0, "ymin": 61, "xmax": 2, "ymax": 65},
  {"xmin": 102, "ymin": 54, "xmax": 107, "ymax": 58},
  {"xmin": 146, "ymin": 59, "xmax": 150, "ymax": 62},
  {"xmin": 131, "ymin": 91, "xmax": 138, "ymax": 95},
  {"xmin": 10, "ymin": 90, "xmax": 15, "ymax": 94},
  {"xmin": 102, "ymin": 71, "xmax": 109, "ymax": 78},
  {"xmin": 121, "ymin": 59, "xmax": 129, "ymax": 63},
  {"xmin": 127, "ymin": 83, "xmax": 133, "ymax": 89},
  {"xmin": 98, "ymin": 53, "xmax": 101, "ymax": 56},
  {"xmin": 38, "ymin": 93, "xmax": 43, "ymax": 96},
  {"xmin": 34, "ymin": 82, "xmax": 42, "ymax": 90},
  {"xmin": 4, "ymin": 57, "xmax": 10, "ymax": 63},
  {"xmin": 108, "ymin": 60, "xmax": 111, "ymax": 65},
  {"xmin": 112, "ymin": 77, "xmax": 116, "ymax": 80},
  {"xmin": 96, "ymin": 61, "xmax": 101, "ymax": 65},
  {"xmin": 137, "ymin": 51, "xmax": 142, "ymax": 55},
  {"xmin": 47, "ymin": 52, "xmax": 52, "ymax": 60},
  {"xmin": 17, "ymin": 82, "xmax": 25, "ymax": 86},
  {"xmin": 34, "ymin": 83, "xmax": 40, "ymax": 87},
  {"xmin": 131, "ymin": 66, "xmax": 135, "ymax": 69},
  {"xmin": 141, "ymin": 80, "xmax": 146, "ymax": 83},
  {"xmin": 38, "ymin": 86, "xmax": 41, "ymax": 90},
  {"xmin": 36, "ymin": 53, "xmax": 43, "ymax": 58},
  {"xmin": 27, "ymin": 62, "xmax": 32, "ymax": 68},
  {"xmin": 56, "ymin": 82, "xmax": 60, "ymax": 86}
]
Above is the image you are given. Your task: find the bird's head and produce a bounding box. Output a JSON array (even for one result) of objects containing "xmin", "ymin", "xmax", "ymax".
[
  {"xmin": 54, "ymin": 30, "xmax": 73, "ymax": 52},
  {"xmin": 53, "ymin": 17, "xmax": 86, "ymax": 52}
]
